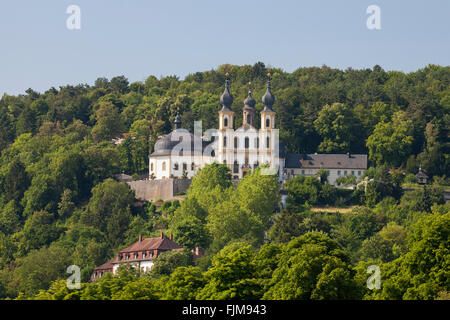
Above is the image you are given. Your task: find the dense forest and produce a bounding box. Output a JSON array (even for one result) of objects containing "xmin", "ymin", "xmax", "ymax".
[{"xmin": 0, "ymin": 63, "xmax": 448, "ymax": 300}]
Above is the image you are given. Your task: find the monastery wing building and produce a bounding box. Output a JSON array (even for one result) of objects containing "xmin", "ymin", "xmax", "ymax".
[{"xmin": 149, "ymin": 74, "xmax": 367, "ymax": 185}]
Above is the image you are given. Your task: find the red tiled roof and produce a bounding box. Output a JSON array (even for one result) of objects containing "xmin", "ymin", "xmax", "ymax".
[
  {"xmin": 119, "ymin": 234, "xmax": 183, "ymax": 253},
  {"xmin": 94, "ymin": 259, "xmax": 115, "ymax": 271}
]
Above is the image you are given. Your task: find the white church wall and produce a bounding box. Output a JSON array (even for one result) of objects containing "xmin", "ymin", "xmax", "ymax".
[{"xmin": 152, "ymin": 156, "xmax": 170, "ymax": 180}]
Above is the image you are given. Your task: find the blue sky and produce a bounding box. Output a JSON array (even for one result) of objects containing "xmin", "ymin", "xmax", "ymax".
[{"xmin": 0, "ymin": 0, "xmax": 449, "ymax": 95}]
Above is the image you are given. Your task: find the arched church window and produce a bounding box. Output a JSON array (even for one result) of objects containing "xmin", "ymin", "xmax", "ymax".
[
  {"xmin": 224, "ymin": 117, "xmax": 228, "ymax": 127},
  {"xmin": 174, "ymin": 162, "xmax": 179, "ymax": 170},
  {"xmin": 245, "ymin": 137, "xmax": 249, "ymax": 149},
  {"xmin": 255, "ymin": 137, "xmax": 259, "ymax": 149},
  {"xmin": 266, "ymin": 118, "xmax": 270, "ymax": 128},
  {"xmin": 223, "ymin": 137, "xmax": 227, "ymax": 148},
  {"xmin": 266, "ymin": 137, "xmax": 270, "ymax": 148},
  {"xmin": 191, "ymin": 162, "xmax": 195, "ymax": 171},
  {"xmin": 247, "ymin": 114, "xmax": 251, "ymax": 124},
  {"xmin": 183, "ymin": 163, "xmax": 187, "ymax": 171},
  {"xmin": 234, "ymin": 137, "xmax": 238, "ymax": 149},
  {"xmin": 233, "ymin": 161, "xmax": 239, "ymax": 174},
  {"xmin": 162, "ymin": 162, "xmax": 166, "ymax": 171}
]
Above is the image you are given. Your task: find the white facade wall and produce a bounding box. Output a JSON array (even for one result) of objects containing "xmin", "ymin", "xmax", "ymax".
[
  {"xmin": 150, "ymin": 156, "xmax": 170, "ymax": 180},
  {"xmin": 112, "ymin": 260, "xmax": 155, "ymax": 275},
  {"xmin": 285, "ymin": 168, "xmax": 365, "ymax": 185},
  {"xmin": 217, "ymin": 127, "xmax": 282, "ymax": 180},
  {"xmin": 139, "ymin": 260, "xmax": 154, "ymax": 273},
  {"xmin": 169, "ymin": 154, "xmax": 212, "ymax": 179}
]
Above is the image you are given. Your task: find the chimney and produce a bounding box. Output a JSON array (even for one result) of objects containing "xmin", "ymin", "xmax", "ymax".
[
  {"xmin": 138, "ymin": 234, "xmax": 142, "ymax": 242},
  {"xmin": 160, "ymin": 232, "xmax": 164, "ymax": 239},
  {"xmin": 170, "ymin": 234, "xmax": 173, "ymax": 240}
]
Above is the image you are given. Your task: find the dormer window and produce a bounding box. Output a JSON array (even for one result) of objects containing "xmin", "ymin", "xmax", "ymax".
[
  {"xmin": 134, "ymin": 253, "xmax": 138, "ymax": 259},
  {"xmin": 142, "ymin": 253, "xmax": 146, "ymax": 259}
]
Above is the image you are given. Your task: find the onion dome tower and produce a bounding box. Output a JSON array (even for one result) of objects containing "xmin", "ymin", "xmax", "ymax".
[
  {"xmin": 260, "ymin": 72, "xmax": 276, "ymax": 130},
  {"xmin": 243, "ymin": 82, "xmax": 256, "ymax": 127},
  {"xmin": 218, "ymin": 73, "xmax": 234, "ymax": 130},
  {"xmin": 173, "ymin": 112, "xmax": 182, "ymax": 129}
]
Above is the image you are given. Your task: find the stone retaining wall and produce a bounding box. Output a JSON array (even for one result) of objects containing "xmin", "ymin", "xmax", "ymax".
[{"xmin": 127, "ymin": 178, "xmax": 191, "ymax": 201}]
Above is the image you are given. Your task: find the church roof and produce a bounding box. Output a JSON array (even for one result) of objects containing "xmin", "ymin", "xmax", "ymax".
[
  {"xmin": 151, "ymin": 131, "xmax": 211, "ymax": 156},
  {"xmin": 285, "ymin": 153, "xmax": 367, "ymax": 169},
  {"xmin": 236, "ymin": 123, "xmax": 257, "ymax": 132}
]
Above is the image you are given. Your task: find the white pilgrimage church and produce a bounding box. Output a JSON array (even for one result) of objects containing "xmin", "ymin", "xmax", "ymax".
[{"xmin": 149, "ymin": 74, "xmax": 367, "ymax": 185}]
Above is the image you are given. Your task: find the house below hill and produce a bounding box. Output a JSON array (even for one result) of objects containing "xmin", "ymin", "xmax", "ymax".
[{"xmin": 90, "ymin": 232, "xmax": 184, "ymax": 282}]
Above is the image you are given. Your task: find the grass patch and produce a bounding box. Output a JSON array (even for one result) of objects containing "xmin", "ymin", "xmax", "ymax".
[{"xmin": 310, "ymin": 205, "xmax": 358, "ymax": 213}]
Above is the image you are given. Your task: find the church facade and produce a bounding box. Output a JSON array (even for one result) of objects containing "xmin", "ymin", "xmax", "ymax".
[{"xmin": 149, "ymin": 74, "xmax": 367, "ymax": 185}]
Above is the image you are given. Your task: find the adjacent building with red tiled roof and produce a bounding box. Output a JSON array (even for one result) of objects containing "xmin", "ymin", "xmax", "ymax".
[{"xmin": 90, "ymin": 232, "xmax": 183, "ymax": 281}]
